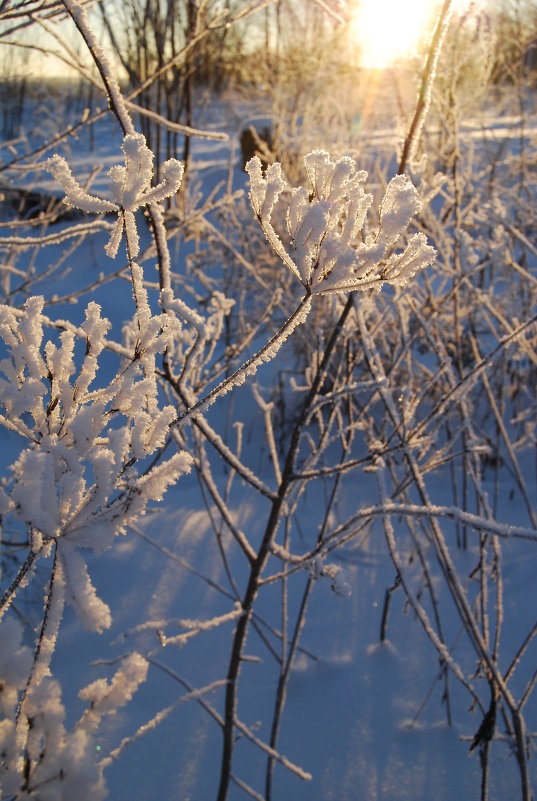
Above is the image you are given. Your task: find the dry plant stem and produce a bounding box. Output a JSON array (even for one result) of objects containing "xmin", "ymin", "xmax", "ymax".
[
  {"xmin": 480, "ymin": 739, "xmax": 491, "ymax": 801},
  {"xmin": 230, "ymin": 773, "xmax": 266, "ymax": 801},
  {"xmin": 196, "ymin": 464, "xmax": 249, "ymax": 587},
  {"xmin": 449, "ymin": 88, "xmax": 470, "ymax": 549},
  {"xmin": 193, "ymin": 433, "xmax": 257, "ymax": 565},
  {"xmin": 62, "ymin": 0, "xmax": 173, "ymax": 289},
  {"xmin": 175, "ymin": 295, "xmax": 312, "ymax": 425},
  {"xmin": 491, "ymin": 534, "xmax": 503, "ymax": 665},
  {"xmin": 476, "ymin": 287, "xmax": 537, "ymax": 370},
  {"xmin": 355, "ymin": 309, "xmax": 478, "ymax": 661},
  {"xmin": 253, "ymin": 384, "xmax": 282, "ymax": 485},
  {"xmin": 381, "ymin": 455, "xmax": 452, "ymax": 718},
  {"xmin": 519, "ymin": 664, "xmax": 537, "ymax": 712},
  {"xmin": 375, "ymin": 458, "xmax": 483, "ymax": 711},
  {"xmin": 357, "ymin": 308, "xmax": 532, "ymax": 801},
  {"xmin": 504, "ymin": 617, "xmax": 537, "ymax": 686},
  {"xmin": 379, "ymin": 576, "xmax": 400, "ymax": 642},
  {"xmin": 0, "ymin": 542, "xmax": 44, "ymax": 620},
  {"xmin": 406, "ymin": 518, "xmax": 450, "ymax": 704},
  {"xmin": 16, "ymin": 543, "xmax": 61, "ymax": 728},
  {"xmin": 471, "ymin": 334, "xmax": 537, "ymax": 528},
  {"xmin": 168, "ymin": 383, "xmax": 276, "ymax": 499},
  {"xmin": 408, "ymin": 312, "xmax": 537, "ymax": 447},
  {"xmin": 265, "ymin": 452, "xmax": 346, "ymax": 800},
  {"xmin": 480, "ymin": 533, "xmax": 490, "ymax": 645},
  {"xmin": 398, "ymin": 0, "xmax": 453, "ymax": 173},
  {"xmin": 216, "ymin": 295, "xmax": 354, "ymax": 801}
]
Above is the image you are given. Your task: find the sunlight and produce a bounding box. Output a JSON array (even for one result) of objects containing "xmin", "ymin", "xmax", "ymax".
[{"xmin": 350, "ymin": 0, "xmax": 475, "ymax": 68}]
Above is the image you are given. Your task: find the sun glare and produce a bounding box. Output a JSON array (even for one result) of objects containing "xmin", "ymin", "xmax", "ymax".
[{"xmin": 350, "ymin": 0, "xmax": 475, "ymax": 69}]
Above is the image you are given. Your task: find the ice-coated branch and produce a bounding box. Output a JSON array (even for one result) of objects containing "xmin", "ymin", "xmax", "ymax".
[
  {"xmin": 267, "ymin": 502, "xmax": 537, "ymax": 574},
  {"xmin": 156, "ymin": 603, "xmax": 243, "ymax": 648},
  {"xmin": 0, "ymin": 546, "xmax": 43, "ymax": 621},
  {"xmin": 99, "ymin": 679, "xmax": 229, "ymax": 769},
  {"xmin": 62, "ymin": 0, "xmax": 135, "ymax": 137},
  {"xmin": 398, "ymin": 0, "xmax": 454, "ymax": 173},
  {"xmin": 178, "ymin": 407, "xmax": 276, "ymax": 499},
  {"xmin": 232, "ymin": 714, "xmax": 312, "ymax": 782},
  {"xmin": 252, "ymin": 383, "xmax": 282, "ymax": 485},
  {"xmin": 0, "ymin": 219, "xmax": 115, "ymax": 250},
  {"xmin": 175, "ymin": 295, "xmax": 312, "ymax": 425}
]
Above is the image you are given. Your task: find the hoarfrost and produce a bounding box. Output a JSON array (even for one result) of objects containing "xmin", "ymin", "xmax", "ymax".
[{"xmin": 247, "ymin": 150, "xmax": 436, "ymax": 295}]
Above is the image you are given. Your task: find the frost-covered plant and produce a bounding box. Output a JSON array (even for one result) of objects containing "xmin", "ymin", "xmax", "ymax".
[
  {"xmin": 46, "ymin": 132, "xmax": 184, "ymax": 261},
  {"xmin": 0, "ymin": 293, "xmax": 192, "ymax": 789},
  {"xmin": 0, "ymin": 128, "xmax": 196, "ymax": 797},
  {"xmin": 0, "ymin": 617, "xmax": 148, "ymax": 800},
  {"xmin": 0, "ymin": 138, "xmax": 435, "ymax": 800},
  {"xmin": 0, "ymin": 294, "xmax": 192, "ymax": 624},
  {"xmin": 246, "ymin": 149, "xmax": 436, "ymax": 295},
  {"xmin": 0, "ymin": 3, "xmax": 471, "ymax": 800},
  {"xmin": 1, "ymin": 2, "xmax": 535, "ymax": 800},
  {"xmin": 0, "ymin": 122, "xmax": 437, "ymax": 799}
]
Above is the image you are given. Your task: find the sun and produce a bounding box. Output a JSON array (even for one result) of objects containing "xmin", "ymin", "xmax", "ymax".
[{"xmin": 350, "ymin": 0, "xmax": 476, "ymax": 69}]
